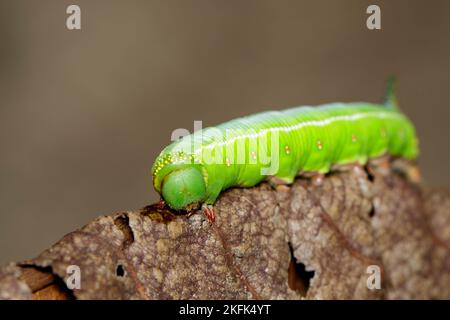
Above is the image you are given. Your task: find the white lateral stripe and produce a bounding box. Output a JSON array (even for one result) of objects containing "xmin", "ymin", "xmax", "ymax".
[{"xmin": 194, "ymin": 111, "xmax": 403, "ymax": 153}]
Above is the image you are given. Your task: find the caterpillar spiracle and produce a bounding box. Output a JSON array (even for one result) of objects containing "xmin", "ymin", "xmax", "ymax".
[{"xmin": 151, "ymin": 80, "xmax": 418, "ymax": 221}]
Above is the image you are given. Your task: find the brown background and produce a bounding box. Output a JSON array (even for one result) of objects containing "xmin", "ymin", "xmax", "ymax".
[{"xmin": 0, "ymin": 0, "xmax": 449, "ymax": 264}]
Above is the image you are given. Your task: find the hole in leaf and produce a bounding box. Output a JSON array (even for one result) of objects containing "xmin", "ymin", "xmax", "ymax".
[
  {"xmin": 116, "ymin": 265, "xmax": 125, "ymax": 277},
  {"xmin": 369, "ymin": 203, "xmax": 376, "ymax": 218},
  {"xmin": 114, "ymin": 214, "xmax": 134, "ymax": 248},
  {"xmin": 287, "ymin": 243, "xmax": 315, "ymax": 297}
]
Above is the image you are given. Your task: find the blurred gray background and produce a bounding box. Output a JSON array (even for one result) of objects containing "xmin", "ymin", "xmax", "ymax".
[{"xmin": 0, "ymin": 0, "xmax": 449, "ymax": 264}]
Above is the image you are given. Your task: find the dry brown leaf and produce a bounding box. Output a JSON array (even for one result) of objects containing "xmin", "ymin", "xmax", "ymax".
[{"xmin": 0, "ymin": 165, "xmax": 449, "ymax": 299}]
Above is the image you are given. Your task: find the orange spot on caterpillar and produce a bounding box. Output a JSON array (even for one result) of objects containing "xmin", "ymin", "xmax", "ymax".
[{"xmin": 316, "ymin": 140, "xmax": 323, "ymax": 150}]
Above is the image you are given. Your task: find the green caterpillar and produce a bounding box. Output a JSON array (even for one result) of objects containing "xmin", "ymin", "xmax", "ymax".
[{"xmin": 151, "ymin": 80, "xmax": 418, "ymax": 219}]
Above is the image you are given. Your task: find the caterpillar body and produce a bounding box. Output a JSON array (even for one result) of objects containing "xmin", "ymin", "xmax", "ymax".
[{"xmin": 151, "ymin": 81, "xmax": 418, "ymax": 215}]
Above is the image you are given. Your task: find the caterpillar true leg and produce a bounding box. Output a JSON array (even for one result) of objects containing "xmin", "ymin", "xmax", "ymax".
[
  {"xmin": 156, "ymin": 198, "xmax": 166, "ymax": 209},
  {"xmin": 202, "ymin": 204, "xmax": 216, "ymax": 224}
]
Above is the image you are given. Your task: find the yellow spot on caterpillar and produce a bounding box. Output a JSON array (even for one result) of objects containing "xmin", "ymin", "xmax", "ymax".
[
  {"xmin": 226, "ymin": 158, "xmax": 231, "ymax": 167},
  {"xmin": 285, "ymin": 145, "xmax": 290, "ymax": 154},
  {"xmin": 351, "ymin": 134, "xmax": 357, "ymax": 143},
  {"xmin": 251, "ymin": 151, "xmax": 257, "ymax": 160},
  {"xmin": 316, "ymin": 140, "xmax": 323, "ymax": 150}
]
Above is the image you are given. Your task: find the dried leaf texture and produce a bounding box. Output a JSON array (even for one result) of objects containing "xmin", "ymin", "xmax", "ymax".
[{"xmin": 0, "ymin": 165, "xmax": 449, "ymax": 299}]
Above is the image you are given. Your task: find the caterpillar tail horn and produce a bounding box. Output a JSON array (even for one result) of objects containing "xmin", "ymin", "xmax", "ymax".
[{"xmin": 384, "ymin": 76, "xmax": 399, "ymax": 111}]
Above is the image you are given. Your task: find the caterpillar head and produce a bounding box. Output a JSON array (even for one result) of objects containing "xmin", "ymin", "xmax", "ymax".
[{"xmin": 161, "ymin": 167, "xmax": 206, "ymax": 210}]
